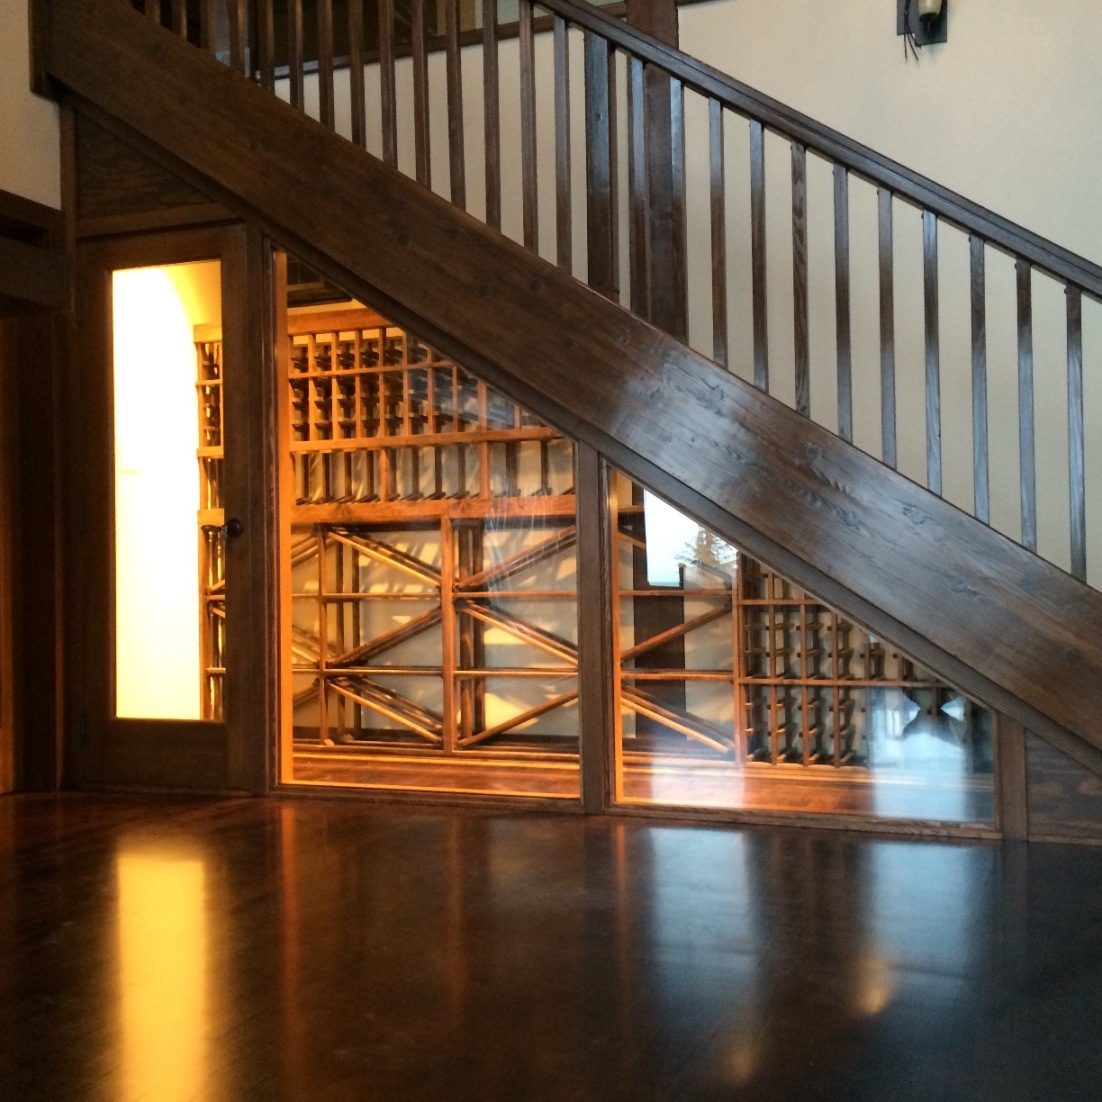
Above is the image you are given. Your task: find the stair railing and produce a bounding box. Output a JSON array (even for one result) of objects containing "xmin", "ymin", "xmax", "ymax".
[{"xmin": 130, "ymin": 0, "xmax": 1102, "ymax": 589}]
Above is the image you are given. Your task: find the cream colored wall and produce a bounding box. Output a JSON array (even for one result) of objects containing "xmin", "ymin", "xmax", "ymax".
[{"xmin": 0, "ymin": 1, "xmax": 61, "ymax": 208}]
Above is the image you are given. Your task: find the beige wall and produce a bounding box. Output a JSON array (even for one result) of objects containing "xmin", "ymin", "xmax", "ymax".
[
  {"xmin": 681, "ymin": 0, "xmax": 1102, "ymax": 261},
  {"xmin": 0, "ymin": 1, "xmax": 61, "ymax": 208}
]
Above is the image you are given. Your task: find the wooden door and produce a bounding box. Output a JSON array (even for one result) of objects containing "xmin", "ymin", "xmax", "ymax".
[{"xmin": 65, "ymin": 225, "xmax": 282, "ymax": 793}]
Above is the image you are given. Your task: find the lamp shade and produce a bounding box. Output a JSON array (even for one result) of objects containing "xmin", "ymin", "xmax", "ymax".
[{"xmin": 916, "ymin": 0, "xmax": 944, "ymax": 23}]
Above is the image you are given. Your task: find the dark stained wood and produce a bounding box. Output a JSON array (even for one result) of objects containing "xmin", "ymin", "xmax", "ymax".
[
  {"xmin": 553, "ymin": 14, "xmax": 571, "ymax": 273},
  {"xmin": 584, "ymin": 31, "xmax": 615, "ymax": 300},
  {"xmin": 575, "ymin": 445, "xmax": 612, "ymax": 812},
  {"xmin": 709, "ymin": 97, "xmax": 726, "ymax": 369},
  {"xmin": 0, "ymin": 239, "xmax": 70, "ymax": 315},
  {"xmin": 481, "ymin": 0, "xmax": 500, "ymax": 229},
  {"xmin": 970, "ymin": 235, "xmax": 989, "ymax": 524},
  {"xmin": 411, "ymin": 0, "xmax": 430, "ymax": 187},
  {"xmin": 445, "ymin": 0, "xmax": 465, "ymax": 209},
  {"xmin": 878, "ymin": 187, "xmax": 896, "ymax": 469},
  {"xmin": 74, "ymin": 112, "xmax": 217, "ymax": 228},
  {"xmin": 627, "ymin": 57, "xmax": 647, "ymax": 317},
  {"xmin": 996, "ymin": 714, "xmax": 1028, "ymax": 842},
  {"xmin": 346, "ymin": 0, "xmax": 366, "ymax": 147},
  {"xmin": 1027, "ymin": 732, "xmax": 1102, "ymax": 844},
  {"xmin": 791, "ymin": 141, "xmax": 809, "ymax": 417},
  {"xmin": 750, "ymin": 119, "xmax": 767, "ymax": 390},
  {"xmin": 1016, "ymin": 259, "xmax": 1036, "ymax": 552},
  {"xmin": 9, "ymin": 794, "xmax": 1102, "ymax": 1102},
  {"xmin": 316, "ymin": 0, "xmax": 336, "ymax": 130},
  {"xmin": 40, "ymin": 0, "xmax": 1102, "ymax": 772},
  {"xmin": 1066, "ymin": 286, "xmax": 1086, "ymax": 582},
  {"xmin": 379, "ymin": 0, "xmax": 397, "ymax": 166},
  {"xmin": 221, "ymin": 225, "xmax": 281, "ymax": 794},
  {"xmin": 833, "ymin": 165, "xmax": 851, "ymax": 442},
  {"xmin": 288, "ymin": 0, "xmax": 305, "ymax": 110},
  {"xmin": 200, "ymin": 0, "xmax": 216, "ymax": 52},
  {"xmin": 255, "ymin": 0, "xmax": 276, "ymax": 92},
  {"xmin": 227, "ymin": 0, "xmax": 246, "ymax": 75},
  {"xmin": 519, "ymin": 0, "xmax": 538, "ymax": 251},
  {"xmin": 923, "ymin": 210, "xmax": 941, "ymax": 495}
]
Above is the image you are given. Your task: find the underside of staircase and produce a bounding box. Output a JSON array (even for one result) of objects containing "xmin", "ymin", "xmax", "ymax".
[{"xmin": 34, "ymin": 0, "xmax": 1102, "ymax": 779}]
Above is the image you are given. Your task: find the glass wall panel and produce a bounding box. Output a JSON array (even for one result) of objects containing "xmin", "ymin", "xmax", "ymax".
[
  {"xmin": 611, "ymin": 472, "xmax": 996, "ymax": 825},
  {"xmin": 282, "ymin": 303, "xmax": 580, "ymax": 799},
  {"xmin": 113, "ymin": 261, "xmax": 223, "ymax": 720}
]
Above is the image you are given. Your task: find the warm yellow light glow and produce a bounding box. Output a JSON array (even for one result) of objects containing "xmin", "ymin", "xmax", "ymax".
[
  {"xmin": 113, "ymin": 262, "xmax": 221, "ymax": 718},
  {"xmin": 855, "ymin": 955, "xmax": 895, "ymax": 1016},
  {"xmin": 117, "ymin": 849, "xmax": 207, "ymax": 1101}
]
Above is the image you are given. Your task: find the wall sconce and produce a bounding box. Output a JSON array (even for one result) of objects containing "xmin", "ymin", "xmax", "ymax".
[{"xmin": 897, "ymin": 0, "xmax": 948, "ymax": 49}]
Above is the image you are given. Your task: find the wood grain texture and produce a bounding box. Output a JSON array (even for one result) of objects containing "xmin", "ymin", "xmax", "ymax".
[
  {"xmin": 412, "ymin": 0, "xmax": 430, "ymax": 186},
  {"xmin": 519, "ymin": 0, "xmax": 538, "ymax": 252},
  {"xmin": 584, "ymin": 31, "xmax": 615, "ymax": 299},
  {"xmin": 627, "ymin": 57, "xmax": 647, "ymax": 317},
  {"xmin": 0, "ymin": 239, "xmax": 70, "ymax": 315},
  {"xmin": 1027, "ymin": 733, "xmax": 1102, "ymax": 844},
  {"xmin": 40, "ymin": 0, "xmax": 1102, "ymax": 771},
  {"xmin": 316, "ymin": 0, "xmax": 335, "ymax": 130},
  {"xmin": 996, "ymin": 714, "xmax": 1028, "ymax": 842}
]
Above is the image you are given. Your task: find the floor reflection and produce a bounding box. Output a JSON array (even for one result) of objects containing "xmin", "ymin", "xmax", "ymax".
[{"xmin": 116, "ymin": 843, "xmax": 208, "ymax": 1102}]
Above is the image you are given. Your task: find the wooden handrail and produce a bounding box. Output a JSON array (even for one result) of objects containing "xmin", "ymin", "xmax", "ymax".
[
  {"xmin": 536, "ymin": 0, "xmax": 1102, "ymax": 301},
  {"xmin": 36, "ymin": 0, "xmax": 1102, "ymax": 776}
]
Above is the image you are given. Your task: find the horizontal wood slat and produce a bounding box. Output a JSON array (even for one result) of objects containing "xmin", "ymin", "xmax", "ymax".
[{"xmin": 39, "ymin": 0, "xmax": 1102, "ymax": 772}]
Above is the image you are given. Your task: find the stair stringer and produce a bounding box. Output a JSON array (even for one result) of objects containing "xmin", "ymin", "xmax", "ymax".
[{"xmin": 39, "ymin": 0, "xmax": 1102, "ymax": 774}]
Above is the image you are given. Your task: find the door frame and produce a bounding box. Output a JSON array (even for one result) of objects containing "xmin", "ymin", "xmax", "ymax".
[{"xmin": 65, "ymin": 223, "xmax": 282, "ymax": 793}]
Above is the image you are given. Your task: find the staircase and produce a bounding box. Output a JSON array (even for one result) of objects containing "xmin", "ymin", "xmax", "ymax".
[{"xmin": 32, "ymin": 0, "xmax": 1102, "ymax": 775}]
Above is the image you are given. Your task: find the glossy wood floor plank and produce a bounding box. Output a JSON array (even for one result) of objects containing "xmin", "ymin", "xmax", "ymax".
[{"xmin": 2, "ymin": 794, "xmax": 1102, "ymax": 1101}]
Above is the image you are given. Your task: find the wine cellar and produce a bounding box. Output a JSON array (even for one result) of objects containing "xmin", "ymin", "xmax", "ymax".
[{"xmin": 193, "ymin": 307, "xmax": 994, "ymax": 819}]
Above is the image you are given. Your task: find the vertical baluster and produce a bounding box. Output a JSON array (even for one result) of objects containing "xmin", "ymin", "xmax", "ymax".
[
  {"xmin": 878, "ymin": 187, "xmax": 896, "ymax": 469},
  {"xmin": 923, "ymin": 210, "xmax": 941, "ymax": 495},
  {"xmin": 628, "ymin": 57, "xmax": 647, "ymax": 317},
  {"xmin": 750, "ymin": 120, "xmax": 768, "ymax": 390},
  {"xmin": 482, "ymin": 0, "xmax": 501, "ymax": 229},
  {"xmin": 791, "ymin": 141, "xmax": 809, "ymax": 417},
  {"xmin": 227, "ymin": 0, "xmax": 246, "ymax": 75},
  {"xmin": 170, "ymin": 0, "xmax": 185, "ymax": 36},
  {"xmin": 970, "ymin": 235, "xmax": 989, "ymax": 524},
  {"xmin": 412, "ymin": 0, "xmax": 431, "ymax": 187},
  {"xmin": 445, "ymin": 0, "xmax": 465, "ymax": 208},
  {"xmin": 146, "ymin": 0, "xmax": 161, "ymax": 23},
  {"xmin": 255, "ymin": 0, "xmax": 275, "ymax": 91},
  {"xmin": 834, "ymin": 165, "xmax": 852, "ymax": 441},
  {"xmin": 289, "ymin": 0, "xmax": 305, "ymax": 111},
  {"xmin": 1016, "ymin": 259, "xmax": 1036, "ymax": 551},
  {"xmin": 317, "ymin": 0, "xmax": 335, "ymax": 129},
  {"xmin": 200, "ymin": 0, "xmax": 216, "ymax": 52},
  {"xmin": 667, "ymin": 77, "xmax": 687, "ymax": 343},
  {"xmin": 1067, "ymin": 285, "xmax": 1086, "ymax": 580},
  {"xmin": 519, "ymin": 0, "xmax": 538, "ymax": 251},
  {"xmin": 379, "ymin": 0, "xmax": 397, "ymax": 165},
  {"xmin": 348, "ymin": 0, "xmax": 366, "ymax": 147},
  {"xmin": 584, "ymin": 32, "xmax": 615, "ymax": 299},
  {"xmin": 709, "ymin": 98, "xmax": 727, "ymax": 369},
  {"xmin": 554, "ymin": 14, "xmax": 572, "ymax": 273}
]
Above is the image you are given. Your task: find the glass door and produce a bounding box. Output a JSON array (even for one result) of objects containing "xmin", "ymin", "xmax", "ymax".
[{"xmin": 67, "ymin": 226, "xmax": 280, "ymax": 792}]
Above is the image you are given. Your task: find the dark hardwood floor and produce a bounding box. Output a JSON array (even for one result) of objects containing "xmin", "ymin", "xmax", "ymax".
[{"xmin": 2, "ymin": 793, "xmax": 1101, "ymax": 1101}]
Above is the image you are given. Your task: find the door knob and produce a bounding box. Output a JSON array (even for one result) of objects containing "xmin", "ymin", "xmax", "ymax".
[{"xmin": 201, "ymin": 517, "xmax": 244, "ymax": 539}]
